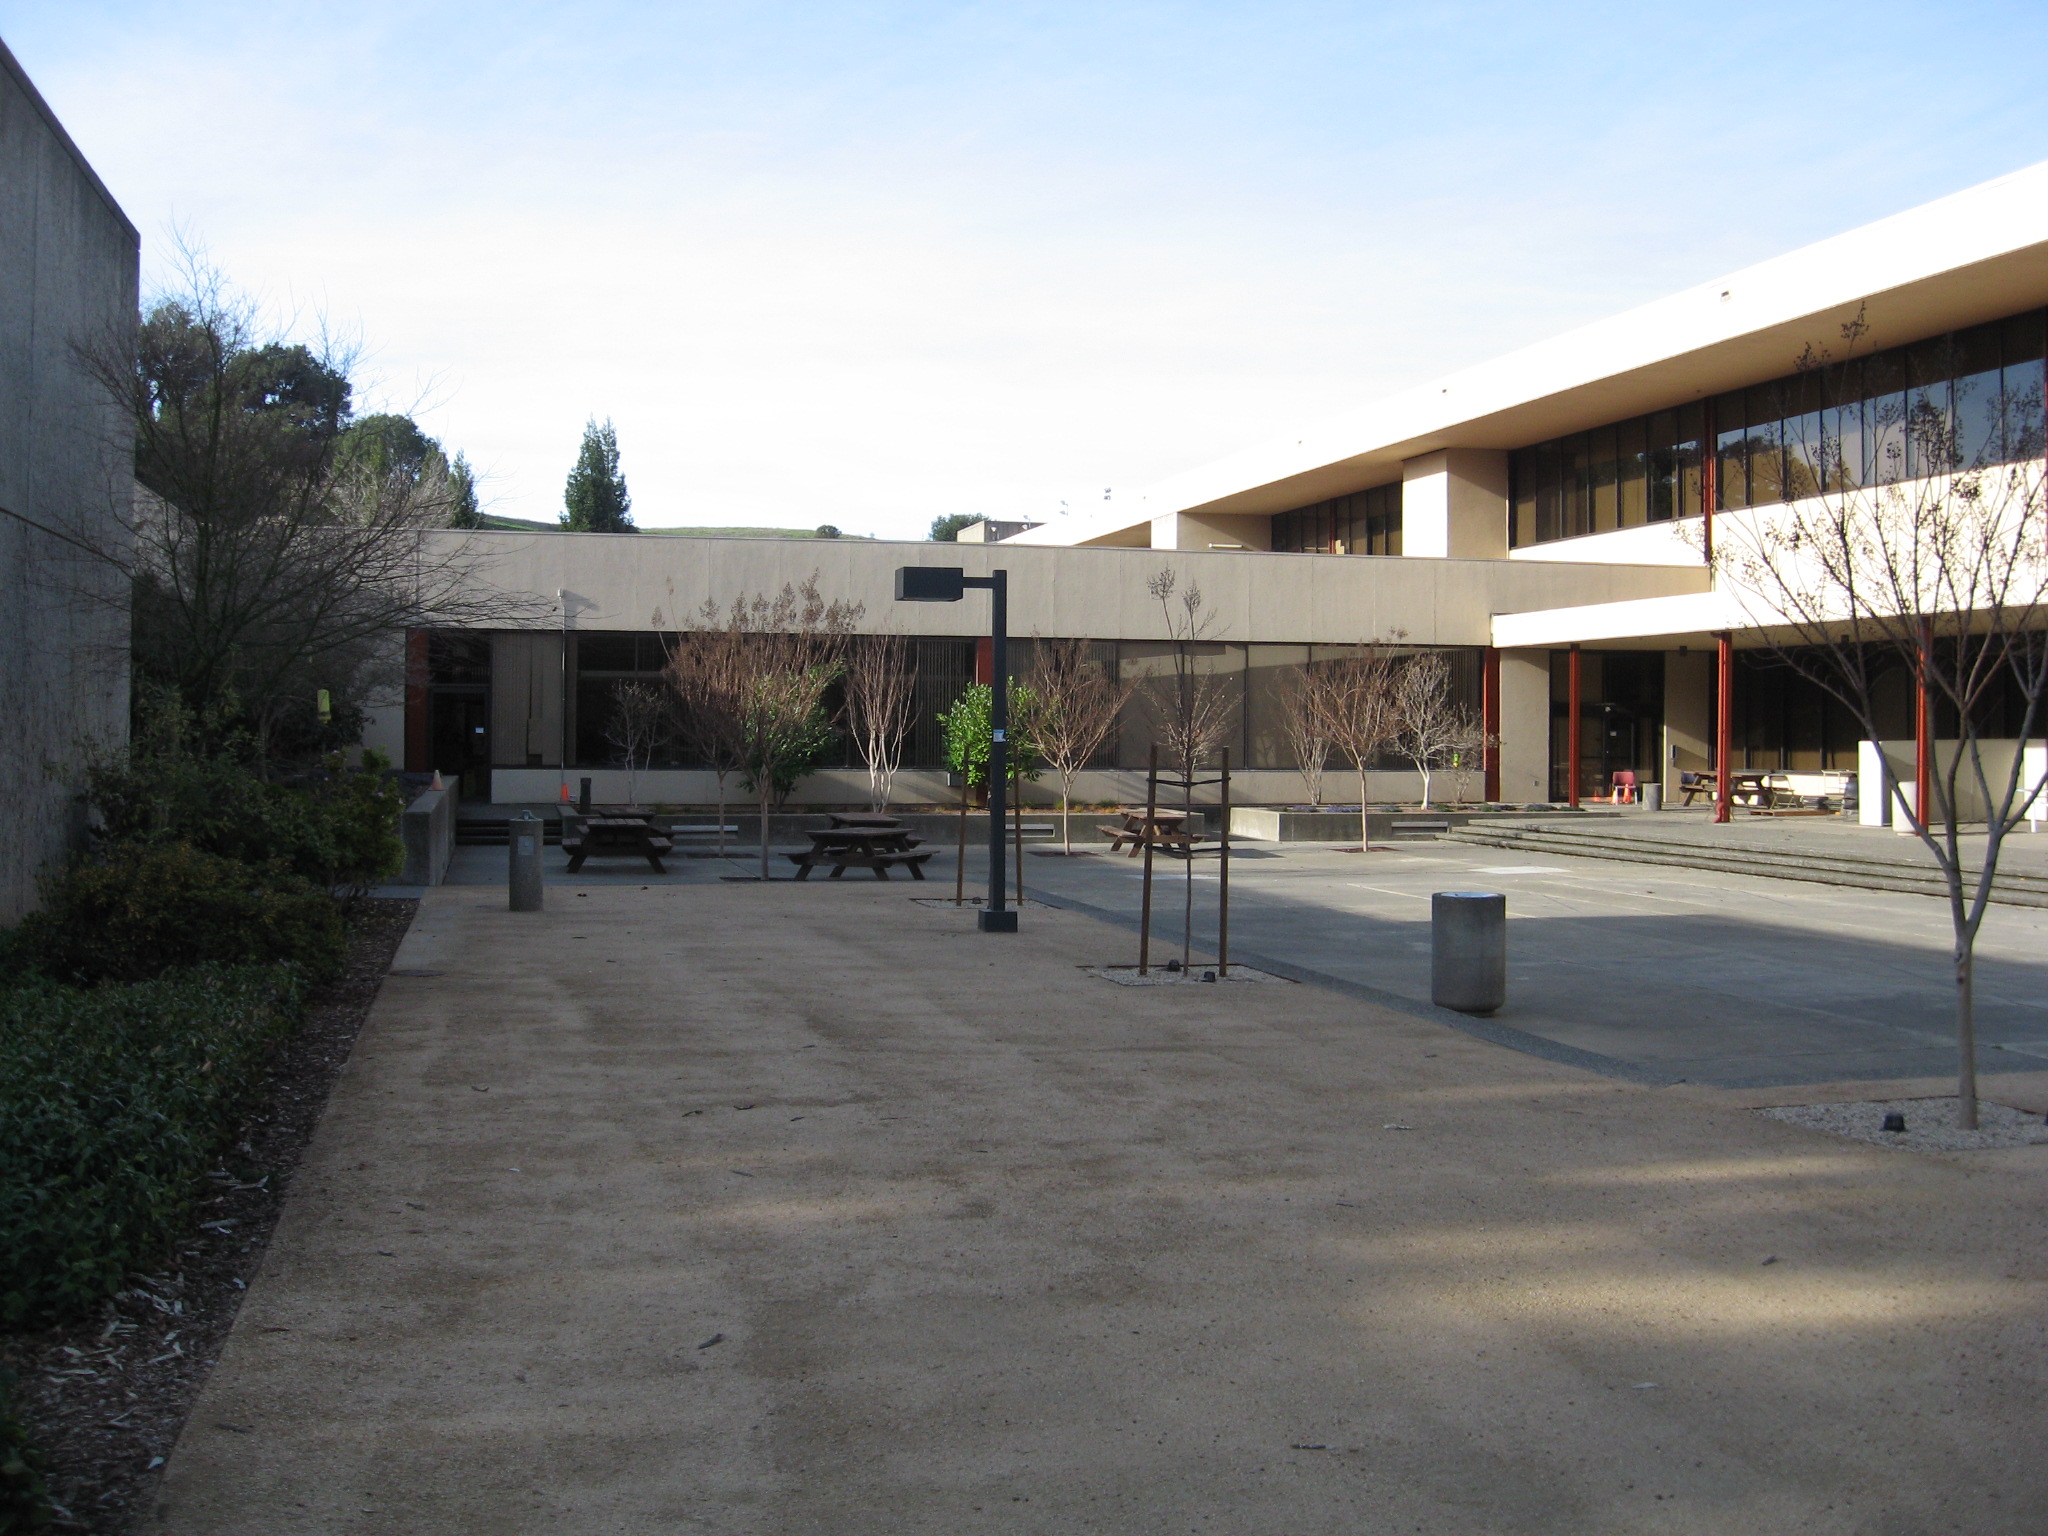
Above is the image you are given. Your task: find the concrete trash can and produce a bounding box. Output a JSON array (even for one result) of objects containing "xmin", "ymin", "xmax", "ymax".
[
  {"xmin": 509, "ymin": 811, "xmax": 544, "ymax": 912},
  {"xmin": 1432, "ymin": 890, "xmax": 1505, "ymax": 1015},
  {"xmin": 1641, "ymin": 782, "xmax": 1663, "ymax": 812}
]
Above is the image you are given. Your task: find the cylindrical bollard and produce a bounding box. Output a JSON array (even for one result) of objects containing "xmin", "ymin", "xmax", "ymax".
[
  {"xmin": 1432, "ymin": 890, "xmax": 1505, "ymax": 1014},
  {"xmin": 1641, "ymin": 782, "xmax": 1663, "ymax": 812},
  {"xmin": 509, "ymin": 811, "xmax": 544, "ymax": 912}
]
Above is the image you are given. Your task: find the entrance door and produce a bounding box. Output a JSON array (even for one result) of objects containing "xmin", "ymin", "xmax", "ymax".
[{"xmin": 428, "ymin": 687, "xmax": 491, "ymax": 800}]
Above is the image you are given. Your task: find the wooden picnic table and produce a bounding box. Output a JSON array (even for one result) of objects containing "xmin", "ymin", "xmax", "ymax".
[
  {"xmin": 788, "ymin": 824, "xmax": 932, "ymax": 880},
  {"xmin": 1102, "ymin": 808, "xmax": 1195, "ymax": 857},
  {"xmin": 1677, "ymin": 770, "xmax": 1775, "ymax": 808},
  {"xmin": 562, "ymin": 815, "xmax": 673, "ymax": 873},
  {"xmin": 827, "ymin": 812, "xmax": 903, "ymax": 829}
]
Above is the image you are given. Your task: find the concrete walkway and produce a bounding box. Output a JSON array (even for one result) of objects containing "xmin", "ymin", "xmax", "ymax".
[{"xmin": 157, "ymin": 883, "xmax": 2048, "ymax": 1534}]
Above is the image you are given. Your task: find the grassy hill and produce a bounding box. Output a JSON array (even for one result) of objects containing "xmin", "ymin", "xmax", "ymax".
[{"xmin": 476, "ymin": 515, "xmax": 872, "ymax": 539}]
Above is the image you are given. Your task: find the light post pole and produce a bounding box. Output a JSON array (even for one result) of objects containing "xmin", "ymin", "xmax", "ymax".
[{"xmin": 896, "ymin": 565, "xmax": 1016, "ymax": 932}]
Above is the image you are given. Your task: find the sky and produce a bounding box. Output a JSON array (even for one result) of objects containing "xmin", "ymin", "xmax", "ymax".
[{"xmin": 8, "ymin": 2, "xmax": 2048, "ymax": 538}]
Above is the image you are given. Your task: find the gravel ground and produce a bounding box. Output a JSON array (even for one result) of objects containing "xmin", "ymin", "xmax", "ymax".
[
  {"xmin": 0, "ymin": 897, "xmax": 416, "ymax": 1534},
  {"xmin": 1758, "ymin": 1095, "xmax": 2048, "ymax": 1152}
]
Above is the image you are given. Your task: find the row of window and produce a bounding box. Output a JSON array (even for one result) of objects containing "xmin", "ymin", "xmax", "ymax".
[
  {"xmin": 1269, "ymin": 483, "xmax": 1402, "ymax": 555},
  {"xmin": 515, "ymin": 633, "xmax": 1478, "ymax": 774},
  {"xmin": 1509, "ymin": 309, "xmax": 2048, "ymax": 547}
]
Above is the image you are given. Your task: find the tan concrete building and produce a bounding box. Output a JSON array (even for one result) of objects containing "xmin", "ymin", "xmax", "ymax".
[{"xmin": 376, "ymin": 159, "xmax": 2048, "ymax": 812}]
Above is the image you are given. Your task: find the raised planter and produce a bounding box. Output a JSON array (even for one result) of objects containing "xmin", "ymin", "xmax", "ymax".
[{"xmin": 1229, "ymin": 806, "xmax": 1603, "ymax": 843}]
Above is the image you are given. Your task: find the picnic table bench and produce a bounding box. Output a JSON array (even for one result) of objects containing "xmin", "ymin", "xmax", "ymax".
[
  {"xmin": 1677, "ymin": 770, "xmax": 1774, "ymax": 808},
  {"xmin": 1101, "ymin": 808, "xmax": 1194, "ymax": 856},
  {"xmin": 561, "ymin": 816, "xmax": 673, "ymax": 873},
  {"xmin": 787, "ymin": 824, "xmax": 932, "ymax": 880}
]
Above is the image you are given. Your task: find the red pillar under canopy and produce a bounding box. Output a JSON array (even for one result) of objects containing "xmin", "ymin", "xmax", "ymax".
[
  {"xmin": 1714, "ymin": 632, "xmax": 1734, "ymax": 825},
  {"xmin": 1566, "ymin": 645, "xmax": 1582, "ymax": 809},
  {"xmin": 1481, "ymin": 647, "xmax": 1501, "ymax": 804}
]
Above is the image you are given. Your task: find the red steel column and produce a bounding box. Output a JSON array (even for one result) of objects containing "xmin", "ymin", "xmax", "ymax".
[
  {"xmin": 1482, "ymin": 647, "xmax": 1502, "ymax": 803},
  {"xmin": 974, "ymin": 635, "xmax": 993, "ymax": 685},
  {"xmin": 1566, "ymin": 645, "xmax": 1582, "ymax": 808},
  {"xmin": 1914, "ymin": 620, "xmax": 1933, "ymax": 829},
  {"xmin": 404, "ymin": 628, "xmax": 430, "ymax": 773},
  {"xmin": 1714, "ymin": 631, "xmax": 1734, "ymax": 825}
]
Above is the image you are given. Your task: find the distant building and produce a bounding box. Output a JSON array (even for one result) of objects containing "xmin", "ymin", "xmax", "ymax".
[
  {"xmin": 955, "ymin": 519, "xmax": 1042, "ymax": 544},
  {"xmin": 371, "ymin": 161, "xmax": 2048, "ymax": 811},
  {"xmin": 0, "ymin": 39, "xmax": 138, "ymax": 919}
]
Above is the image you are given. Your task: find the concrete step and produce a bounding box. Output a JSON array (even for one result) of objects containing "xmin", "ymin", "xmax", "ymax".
[{"xmin": 1440, "ymin": 824, "xmax": 2048, "ymax": 908}]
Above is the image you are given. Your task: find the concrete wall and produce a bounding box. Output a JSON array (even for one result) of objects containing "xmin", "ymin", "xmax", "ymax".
[
  {"xmin": 440, "ymin": 530, "xmax": 1708, "ymax": 650},
  {"xmin": 491, "ymin": 765, "xmax": 1482, "ymax": 812},
  {"xmin": 1662, "ymin": 650, "xmax": 1714, "ymax": 775},
  {"xmin": 1495, "ymin": 649, "xmax": 1551, "ymax": 803},
  {"xmin": 0, "ymin": 42, "xmax": 137, "ymax": 922},
  {"xmin": 1400, "ymin": 449, "xmax": 1509, "ymax": 560}
]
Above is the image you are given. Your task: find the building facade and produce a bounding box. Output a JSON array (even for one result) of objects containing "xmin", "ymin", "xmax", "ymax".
[
  {"xmin": 0, "ymin": 39, "xmax": 137, "ymax": 919},
  {"xmin": 375, "ymin": 160, "xmax": 2048, "ymax": 811}
]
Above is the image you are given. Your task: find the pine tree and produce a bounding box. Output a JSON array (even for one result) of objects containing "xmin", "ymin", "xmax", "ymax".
[
  {"xmin": 447, "ymin": 452, "xmax": 482, "ymax": 529},
  {"xmin": 561, "ymin": 418, "xmax": 634, "ymax": 531}
]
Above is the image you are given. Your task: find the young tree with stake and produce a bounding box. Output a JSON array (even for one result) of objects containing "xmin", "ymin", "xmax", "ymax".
[
  {"xmin": 1027, "ymin": 637, "xmax": 1132, "ymax": 853},
  {"xmin": 1706, "ymin": 310, "xmax": 2048, "ymax": 1128},
  {"xmin": 842, "ymin": 632, "xmax": 915, "ymax": 813}
]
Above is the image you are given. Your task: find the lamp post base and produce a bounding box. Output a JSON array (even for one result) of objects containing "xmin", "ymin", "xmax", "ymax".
[{"xmin": 977, "ymin": 908, "xmax": 1019, "ymax": 933}]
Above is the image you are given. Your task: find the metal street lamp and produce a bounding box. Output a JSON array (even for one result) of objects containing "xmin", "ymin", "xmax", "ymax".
[{"xmin": 895, "ymin": 564, "xmax": 1016, "ymax": 932}]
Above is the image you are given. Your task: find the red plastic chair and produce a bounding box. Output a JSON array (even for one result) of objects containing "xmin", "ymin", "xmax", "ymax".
[{"xmin": 1610, "ymin": 770, "xmax": 1638, "ymax": 804}]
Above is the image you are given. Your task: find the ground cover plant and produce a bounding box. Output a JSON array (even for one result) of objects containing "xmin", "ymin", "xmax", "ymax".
[{"xmin": 0, "ymin": 967, "xmax": 304, "ymax": 1330}]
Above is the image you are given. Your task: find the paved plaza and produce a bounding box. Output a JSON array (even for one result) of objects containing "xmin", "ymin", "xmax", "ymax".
[{"xmin": 159, "ymin": 879, "xmax": 2048, "ymax": 1534}]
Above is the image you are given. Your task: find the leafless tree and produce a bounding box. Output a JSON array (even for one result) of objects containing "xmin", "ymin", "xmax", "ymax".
[
  {"xmin": 1281, "ymin": 665, "xmax": 1332, "ymax": 806},
  {"xmin": 1447, "ymin": 716, "xmax": 1499, "ymax": 806},
  {"xmin": 1391, "ymin": 651, "xmax": 1479, "ymax": 809},
  {"xmin": 1705, "ymin": 308, "xmax": 2048, "ymax": 1127},
  {"xmin": 70, "ymin": 258, "xmax": 541, "ymax": 751},
  {"xmin": 1143, "ymin": 568, "xmax": 1234, "ymax": 781},
  {"xmin": 842, "ymin": 632, "xmax": 915, "ymax": 813},
  {"xmin": 1027, "ymin": 636, "xmax": 1132, "ymax": 853},
  {"xmin": 666, "ymin": 612, "xmax": 751, "ymax": 860},
  {"xmin": 603, "ymin": 680, "xmax": 671, "ymax": 807},
  {"xmin": 1308, "ymin": 644, "xmax": 1401, "ymax": 841},
  {"xmin": 717, "ymin": 576, "xmax": 864, "ymax": 879}
]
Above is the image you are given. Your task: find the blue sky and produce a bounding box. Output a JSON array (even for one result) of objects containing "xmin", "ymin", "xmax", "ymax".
[{"xmin": 8, "ymin": 1, "xmax": 2048, "ymax": 536}]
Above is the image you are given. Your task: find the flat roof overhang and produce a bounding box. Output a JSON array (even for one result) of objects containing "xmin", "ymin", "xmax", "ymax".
[{"xmin": 1014, "ymin": 159, "xmax": 2048, "ymax": 546}]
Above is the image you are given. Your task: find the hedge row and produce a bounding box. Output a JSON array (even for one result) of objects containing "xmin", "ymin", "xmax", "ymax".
[{"xmin": 0, "ymin": 966, "xmax": 303, "ymax": 1327}]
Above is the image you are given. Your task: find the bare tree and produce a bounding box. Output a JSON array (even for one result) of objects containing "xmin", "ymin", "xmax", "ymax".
[
  {"xmin": 842, "ymin": 632, "xmax": 915, "ymax": 813},
  {"xmin": 1705, "ymin": 309, "xmax": 2048, "ymax": 1127},
  {"xmin": 1028, "ymin": 636, "xmax": 1132, "ymax": 853},
  {"xmin": 1447, "ymin": 716, "xmax": 1499, "ymax": 806},
  {"xmin": 72, "ymin": 259, "xmax": 541, "ymax": 751},
  {"xmin": 1391, "ymin": 651, "xmax": 1479, "ymax": 809},
  {"xmin": 1281, "ymin": 664, "xmax": 1332, "ymax": 806},
  {"xmin": 1143, "ymin": 568, "xmax": 1234, "ymax": 781},
  {"xmin": 666, "ymin": 611, "xmax": 751, "ymax": 860},
  {"xmin": 1309, "ymin": 644, "xmax": 1401, "ymax": 843},
  {"xmin": 603, "ymin": 680, "xmax": 671, "ymax": 807},
  {"xmin": 719, "ymin": 576, "xmax": 864, "ymax": 879}
]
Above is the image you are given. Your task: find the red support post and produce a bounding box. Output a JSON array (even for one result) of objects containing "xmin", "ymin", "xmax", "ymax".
[
  {"xmin": 1566, "ymin": 645, "xmax": 1582, "ymax": 808},
  {"xmin": 404, "ymin": 628, "xmax": 430, "ymax": 774},
  {"xmin": 1714, "ymin": 631, "xmax": 1734, "ymax": 825},
  {"xmin": 1482, "ymin": 647, "xmax": 1502, "ymax": 804},
  {"xmin": 1914, "ymin": 619, "xmax": 1933, "ymax": 830},
  {"xmin": 974, "ymin": 635, "xmax": 993, "ymax": 685}
]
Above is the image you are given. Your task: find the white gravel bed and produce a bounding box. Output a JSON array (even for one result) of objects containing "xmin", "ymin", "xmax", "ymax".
[
  {"xmin": 1757, "ymin": 1096, "xmax": 2048, "ymax": 1152},
  {"xmin": 1085, "ymin": 964, "xmax": 1291, "ymax": 987}
]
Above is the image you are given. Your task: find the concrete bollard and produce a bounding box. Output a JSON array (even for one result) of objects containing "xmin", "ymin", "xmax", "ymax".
[
  {"xmin": 1641, "ymin": 782, "xmax": 1663, "ymax": 812},
  {"xmin": 509, "ymin": 811, "xmax": 544, "ymax": 912},
  {"xmin": 1432, "ymin": 891, "xmax": 1505, "ymax": 1014}
]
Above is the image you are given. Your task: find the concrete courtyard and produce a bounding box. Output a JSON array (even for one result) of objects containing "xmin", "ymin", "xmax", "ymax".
[{"xmin": 156, "ymin": 878, "xmax": 2048, "ymax": 1534}]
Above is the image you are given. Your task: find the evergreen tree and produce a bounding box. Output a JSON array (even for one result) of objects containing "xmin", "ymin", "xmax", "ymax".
[
  {"xmin": 447, "ymin": 452, "xmax": 482, "ymax": 529},
  {"xmin": 561, "ymin": 417, "xmax": 634, "ymax": 531}
]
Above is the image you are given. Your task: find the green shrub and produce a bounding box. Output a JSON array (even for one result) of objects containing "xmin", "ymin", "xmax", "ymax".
[
  {"xmin": 17, "ymin": 844, "xmax": 344, "ymax": 987},
  {"xmin": 0, "ymin": 967, "xmax": 301, "ymax": 1327},
  {"xmin": 87, "ymin": 692, "xmax": 404, "ymax": 895},
  {"xmin": 0, "ymin": 1367, "xmax": 51, "ymax": 1531}
]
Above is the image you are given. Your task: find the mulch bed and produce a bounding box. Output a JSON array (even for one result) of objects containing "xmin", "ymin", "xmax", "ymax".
[{"xmin": 0, "ymin": 896, "xmax": 417, "ymax": 1534}]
